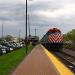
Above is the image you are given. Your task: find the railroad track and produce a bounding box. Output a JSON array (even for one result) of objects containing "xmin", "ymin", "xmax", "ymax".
[
  {"xmin": 52, "ymin": 50, "xmax": 75, "ymax": 73},
  {"xmin": 61, "ymin": 48, "xmax": 75, "ymax": 58}
]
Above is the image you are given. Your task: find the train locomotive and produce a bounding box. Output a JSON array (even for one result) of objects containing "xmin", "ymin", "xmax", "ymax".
[{"xmin": 41, "ymin": 28, "xmax": 63, "ymax": 51}]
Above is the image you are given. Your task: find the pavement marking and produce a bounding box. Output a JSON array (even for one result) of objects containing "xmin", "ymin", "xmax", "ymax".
[{"xmin": 41, "ymin": 45, "xmax": 74, "ymax": 75}]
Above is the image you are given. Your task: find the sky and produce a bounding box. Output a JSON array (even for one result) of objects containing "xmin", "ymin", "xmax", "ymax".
[{"xmin": 0, "ymin": 0, "xmax": 75, "ymax": 39}]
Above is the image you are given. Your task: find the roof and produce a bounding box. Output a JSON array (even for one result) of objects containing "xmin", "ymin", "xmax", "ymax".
[{"xmin": 48, "ymin": 28, "xmax": 61, "ymax": 33}]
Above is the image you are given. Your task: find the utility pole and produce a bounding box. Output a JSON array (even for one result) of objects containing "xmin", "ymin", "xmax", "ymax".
[
  {"xmin": 26, "ymin": 0, "xmax": 28, "ymax": 54},
  {"xmin": 35, "ymin": 28, "xmax": 36, "ymax": 37},
  {"xmin": 2, "ymin": 24, "xmax": 3, "ymax": 40},
  {"xmin": 19, "ymin": 29, "xmax": 21, "ymax": 43},
  {"xmin": 28, "ymin": 14, "xmax": 31, "ymax": 37},
  {"xmin": 25, "ymin": 0, "xmax": 33, "ymax": 54}
]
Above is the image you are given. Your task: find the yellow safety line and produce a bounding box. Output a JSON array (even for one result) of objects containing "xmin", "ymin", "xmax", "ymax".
[{"xmin": 41, "ymin": 45, "xmax": 74, "ymax": 75}]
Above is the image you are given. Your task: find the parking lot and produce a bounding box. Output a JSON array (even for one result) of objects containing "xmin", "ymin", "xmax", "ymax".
[
  {"xmin": 0, "ymin": 43, "xmax": 33, "ymax": 75},
  {"xmin": 0, "ymin": 42, "xmax": 25, "ymax": 55}
]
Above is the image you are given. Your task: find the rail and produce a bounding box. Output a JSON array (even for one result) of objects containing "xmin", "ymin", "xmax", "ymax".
[{"xmin": 52, "ymin": 51, "xmax": 75, "ymax": 73}]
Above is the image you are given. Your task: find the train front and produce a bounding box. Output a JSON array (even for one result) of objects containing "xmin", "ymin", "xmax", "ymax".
[{"xmin": 46, "ymin": 28, "xmax": 63, "ymax": 51}]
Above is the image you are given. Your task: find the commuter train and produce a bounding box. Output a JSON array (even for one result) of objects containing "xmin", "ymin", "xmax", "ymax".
[{"xmin": 41, "ymin": 28, "xmax": 63, "ymax": 51}]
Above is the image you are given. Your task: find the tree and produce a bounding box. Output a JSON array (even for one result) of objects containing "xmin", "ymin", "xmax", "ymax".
[
  {"xmin": 4, "ymin": 35, "xmax": 13, "ymax": 42},
  {"xmin": 64, "ymin": 29, "xmax": 75, "ymax": 43}
]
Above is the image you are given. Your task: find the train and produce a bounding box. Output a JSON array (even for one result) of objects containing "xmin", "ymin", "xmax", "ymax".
[
  {"xmin": 26, "ymin": 36, "xmax": 39, "ymax": 46},
  {"xmin": 41, "ymin": 28, "xmax": 63, "ymax": 51},
  {"xmin": 30, "ymin": 36, "xmax": 39, "ymax": 46}
]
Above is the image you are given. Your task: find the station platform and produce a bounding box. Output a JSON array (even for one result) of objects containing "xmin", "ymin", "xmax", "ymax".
[{"xmin": 12, "ymin": 44, "xmax": 74, "ymax": 75}]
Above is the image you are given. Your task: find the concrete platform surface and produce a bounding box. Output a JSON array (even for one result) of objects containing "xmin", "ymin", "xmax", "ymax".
[
  {"xmin": 11, "ymin": 44, "xmax": 74, "ymax": 75},
  {"xmin": 11, "ymin": 45, "xmax": 59, "ymax": 75}
]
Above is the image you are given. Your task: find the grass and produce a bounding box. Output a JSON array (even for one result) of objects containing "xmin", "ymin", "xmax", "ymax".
[{"xmin": 0, "ymin": 45, "xmax": 33, "ymax": 75}]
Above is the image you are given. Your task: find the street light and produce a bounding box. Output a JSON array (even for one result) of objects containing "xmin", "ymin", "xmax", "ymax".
[
  {"xmin": 26, "ymin": 0, "xmax": 28, "ymax": 54},
  {"xmin": 25, "ymin": 0, "xmax": 33, "ymax": 54}
]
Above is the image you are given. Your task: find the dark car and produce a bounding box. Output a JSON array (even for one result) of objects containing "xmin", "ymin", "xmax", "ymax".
[
  {"xmin": 1, "ymin": 43, "xmax": 14, "ymax": 51},
  {"xmin": 2, "ymin": 46, "xmax": 10, "ymax": 53},
  {"xmin": 0, "ymin": 49, "xmax": 2, "ymax": 55}
]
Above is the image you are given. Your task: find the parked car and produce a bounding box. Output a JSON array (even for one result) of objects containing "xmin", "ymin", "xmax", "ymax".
[
  {"xmin": 0, "ymin": 49, "xmax": 2, "ymax": 55},
  {"xmin": 10, "ymin": 43, "xmax": 18, "ymax": 49},
  {"xmin": 1, "ymin": 43, "xmax": 14, "ymax": 51},
  {"xmin": 0, "ymin": 45, "xmax": 6, "ymax": 54},
  {"xmin": 2, "ymin": 46, "xmax": 10, "ymax": 53}
]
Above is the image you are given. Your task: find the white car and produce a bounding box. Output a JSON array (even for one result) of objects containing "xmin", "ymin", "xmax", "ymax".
[
  {"xmin": 1, "ymin": 49, "xmax": 6, "ymax": 54},
  {"xmin": 10, "ymin": 48, "xmax": 13, "ymax": 51}
]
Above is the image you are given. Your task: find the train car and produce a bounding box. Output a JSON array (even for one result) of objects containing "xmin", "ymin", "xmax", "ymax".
[
  {"xmin": 31, "ymin": 36, "xmax": 39, "ymax": 46},
  {"xmin": 41, "ymin": 28, "xmax": 63, "ymax": 51},
  {"xmin": 27, "ymin": 36, "xmax": 39, "ymax": 46}
]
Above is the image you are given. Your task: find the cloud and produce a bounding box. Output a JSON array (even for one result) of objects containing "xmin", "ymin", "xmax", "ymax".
[
  {"xmin": 0, "ymin": 0, "xmax": 25, "ymax": 4},
  {"xmin": 32, "ymin": 3, "xmax": 75, "ymax": 18},
  {"xmin": 0, "ymin": 0, "xmax": 75, "ymax": 38}
]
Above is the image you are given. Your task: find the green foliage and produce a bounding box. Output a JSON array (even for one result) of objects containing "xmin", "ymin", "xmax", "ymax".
[
  {"xmin": 64, "ymin": 29, "xmax": 75, "ymax": 49},
  {"xmin": 64, "ymin": 29, "xmax": 75, "ymax": 42}
]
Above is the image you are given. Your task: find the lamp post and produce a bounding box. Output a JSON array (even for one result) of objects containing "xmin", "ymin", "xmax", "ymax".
[
  {"xmin": 25, "ymin": 0, "xmax": 33, "ymax": 54},
  {"xmin": 35, "ymin": 28, "xmax": 38, "ymax": 37},
  {"xmin": 26, "ymin": 0, "xmax": 28, "ymax": 54},
  {"xmin": 19, "ymin": 29, "xmax": 21, "ymax": 43}
]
